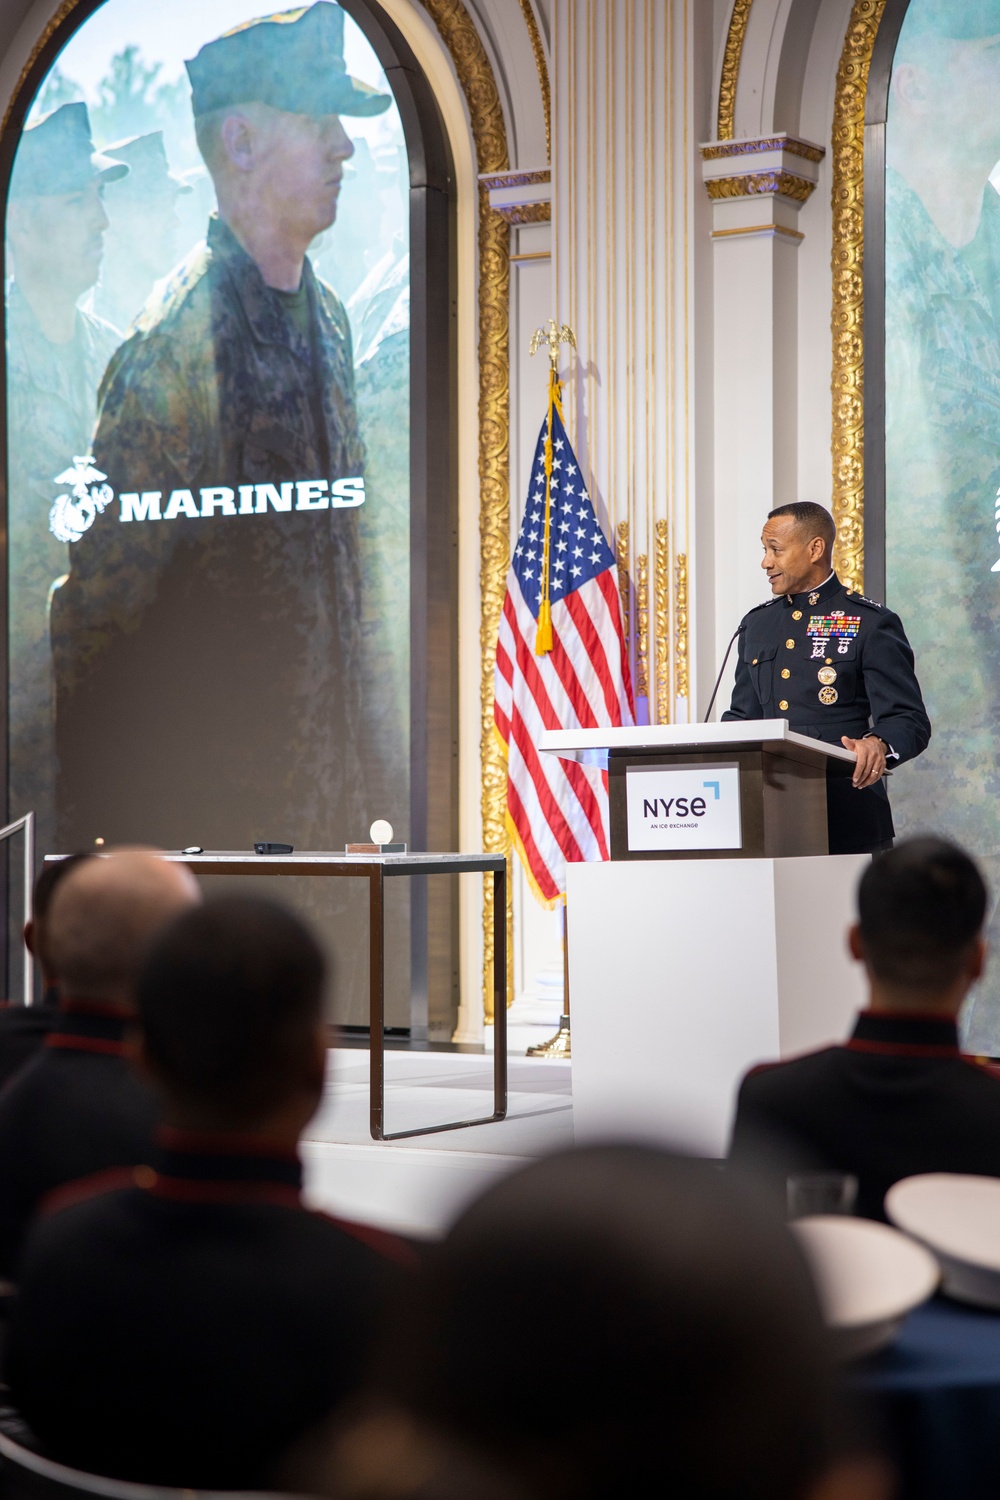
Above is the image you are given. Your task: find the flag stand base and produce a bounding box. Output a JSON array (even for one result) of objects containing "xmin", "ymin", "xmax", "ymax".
[{"xmin": 526, "ymin": 1012, "xmax": 571, "ymax": 1059}]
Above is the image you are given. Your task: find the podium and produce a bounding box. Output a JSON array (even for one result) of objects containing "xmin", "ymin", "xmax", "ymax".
[{"xmin": 539, "ymin": 723, "xmax": 867, "ymax": 1155}]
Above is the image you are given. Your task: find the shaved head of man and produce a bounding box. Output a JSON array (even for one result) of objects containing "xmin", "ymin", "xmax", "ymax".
[{"xmin": 46, "ymin": 852, "xmax": 201, "ymax": 1009}]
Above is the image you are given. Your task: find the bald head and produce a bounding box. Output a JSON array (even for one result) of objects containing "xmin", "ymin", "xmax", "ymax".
[{"xmin": 46, "ymin": 853, "xmax": 201, "ymax": 1008}]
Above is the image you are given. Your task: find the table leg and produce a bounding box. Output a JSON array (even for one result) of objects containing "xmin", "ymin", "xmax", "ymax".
[
  {"xmin": 369, "ymin": 866, "xmax": 385, "ymax": 1140},
  {"xmin": 370, "ymin": 865, "xmax": 509, "ymax": 1140},
  {"xmin": 493, "ymin": 858, "xmax": 508, "ymax": 1122}
]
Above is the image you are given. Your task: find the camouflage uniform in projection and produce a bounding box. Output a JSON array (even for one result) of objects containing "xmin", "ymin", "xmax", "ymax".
[
  {"xmin": 7, "ymin": 289, "xmax": 120, "ymax": 841},
  {"xmin": 884, "ymin": 168, "xmax": 1000, "ymax": 851},
  {"xmin": 51, "ymin": 4, "xmax": 391, "ymax": 858},
  {"xmin": 6, "ymin": 104, "xmax": 127, "ymax": 852},
  {"xmin": 885, "ymin": 169, "xmax": 1000, "ymax": 1049},
  {"xmin": 52, "ymin": 214, "xmax": 368, "ymax": 852}
]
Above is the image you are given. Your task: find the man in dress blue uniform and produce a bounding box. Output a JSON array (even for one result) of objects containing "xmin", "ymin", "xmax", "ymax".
[
  {"xmin": 723, "ymin": 502, "xmax": 931, "ymax": 854},
  {"xmin": 730, "ymin": 837, "xmax": 1000, "ymax": 1221}
]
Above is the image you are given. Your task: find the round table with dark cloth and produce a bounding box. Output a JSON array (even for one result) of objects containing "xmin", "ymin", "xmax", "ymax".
[{"xmin": 850, "ymin": 1297, "xmax": 1000, "ymax": 1500}]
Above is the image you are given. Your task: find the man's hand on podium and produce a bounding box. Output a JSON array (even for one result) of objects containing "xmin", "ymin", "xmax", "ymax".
[{"xmin": 842, "ymin": 734, "xmax": 887, "ymax": 789}]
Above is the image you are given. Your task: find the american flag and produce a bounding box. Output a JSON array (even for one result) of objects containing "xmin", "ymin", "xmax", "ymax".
[{"xmin": 494, "ymin": 385, "xmax": 634, "ymax": 906}]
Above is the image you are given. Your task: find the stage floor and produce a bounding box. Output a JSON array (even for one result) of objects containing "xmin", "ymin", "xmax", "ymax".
[{"xmin": 302, "ymin": 1044, "xmax": 573, "ymax": 1239}]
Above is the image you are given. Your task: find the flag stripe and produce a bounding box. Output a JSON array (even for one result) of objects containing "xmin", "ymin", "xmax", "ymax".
[{"xmin": 508, "ymin": 688, "xmax": 607, "ymax": 858}]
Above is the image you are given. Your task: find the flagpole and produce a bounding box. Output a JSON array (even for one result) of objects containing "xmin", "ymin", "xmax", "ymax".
[
  {"xmin": 526, "ymin": 900, "xmax": 571, "ymax": 1059},
  {"xmin": 523, "ymin": 319, "xmax": 578, "ymax": 1061}
]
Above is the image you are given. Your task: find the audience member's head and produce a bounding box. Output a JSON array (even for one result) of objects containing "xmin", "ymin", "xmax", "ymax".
[
  {"xmin": 851, "ymin": 836, "xmax": 988, "ymax": 1011},
  {"xmin": 46, "ymin": 851, "xmax": 200, "ymax": 1011},
  {"xmin": 329, "ymin": 1146, "xmax": 878, "ymax": 1500},
  {"xmin": 24, "ymin": 853, "xmax": 93, "ymax": 995},
  {"xmin": 136, "ymin": 895, "xmax": 327, "ymax": 1136}
]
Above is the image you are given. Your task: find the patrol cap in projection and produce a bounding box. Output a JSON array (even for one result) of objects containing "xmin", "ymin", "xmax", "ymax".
[
  {"xmin": 898, "ymin": 0, "xmax": 1000, "ymax": 39},
  {"xmin": 10, "ymin": 102, "xmax": 129, "ymax": 199},
  {"xmin": 185, "ymin": 3, "xmax": 392, "ymax": 119},
  {"xmin": 102, "ymin": 132, "xmax": 193, "ymax": 198}
]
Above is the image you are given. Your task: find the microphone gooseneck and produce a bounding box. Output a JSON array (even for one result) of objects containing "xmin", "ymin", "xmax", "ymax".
[{"xmin": 703, "ymin": 622, "xmax": 747, "ymax": 723}]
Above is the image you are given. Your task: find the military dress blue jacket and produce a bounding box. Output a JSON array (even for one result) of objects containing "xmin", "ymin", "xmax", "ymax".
[{"xmin": 723, "ymin": 572, "xmax": 931, "ymax": 853}]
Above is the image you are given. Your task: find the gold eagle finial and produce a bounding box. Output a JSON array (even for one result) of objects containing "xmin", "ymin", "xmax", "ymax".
[{"xmin": 529, "ymin": 318, "xmax": 576, "ymax": 371}]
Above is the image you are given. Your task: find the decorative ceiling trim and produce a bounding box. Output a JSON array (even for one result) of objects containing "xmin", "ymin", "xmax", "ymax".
[
  {"xmin": 830, "ymin": 0, "xmax": 888, "ymax": 593},
  {"xmin": 706, "ymin": 170, "xmax": 815, "ymax": 204},
  {"xmin": 479, "ymin": 167, "xmax": 550, "ymax": 190},
  {"xmin": 492, "ymin": 200, "xmax": 550, "ymax": 225},
  {"xmin": 717, "ymin": 0, "xmax": 754, "ymax": 141},
  {"xmin": 702, "ymin": 135, "xmax": 824, "ymax": 163}
]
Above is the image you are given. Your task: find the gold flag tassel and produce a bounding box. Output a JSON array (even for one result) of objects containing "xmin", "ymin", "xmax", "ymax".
[{"xmin": 529, "ymin": 320, "xmax": 576, "ymax": 657}]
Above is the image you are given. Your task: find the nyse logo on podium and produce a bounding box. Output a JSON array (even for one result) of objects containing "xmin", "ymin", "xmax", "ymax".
[{"xmin": 625, "ymin": 762, "xmax": 742, "ymax": 853}]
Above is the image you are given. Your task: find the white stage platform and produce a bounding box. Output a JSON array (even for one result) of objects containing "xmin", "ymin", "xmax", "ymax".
[{"xmin": 302, "ymin": 1046, "xmax": 573, "ymax": 1240}]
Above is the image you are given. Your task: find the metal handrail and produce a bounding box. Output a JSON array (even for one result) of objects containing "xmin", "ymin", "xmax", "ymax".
[{"xmin": 0, "ymin": 812, "xmax": 34, "ymax": 1006}]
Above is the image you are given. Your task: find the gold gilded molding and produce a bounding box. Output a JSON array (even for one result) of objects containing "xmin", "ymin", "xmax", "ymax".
[
  {"xmin": 416, "ymin": 1, "xmax": 512, "ymax": 1018},
  {"xmin": 635, "ymin": 553, "xmax": 649, "ymax": 701},
  {"xmin": 517, "ymin": 0, "xmax": 551, "ymax": 162},
  {"xmin": 654, "ymin": 519, "xmax": 670, "ymax": 726},
  {"xmin": 675, "ymin": 554, "xmax": 689, "ymax": 700},
  {"xmin": 706, "ymin": 171, "xmax": 815, "ymax": 204},
  {"xmin": 702, "ymin": 136, "xmax": 824, "ymax": 163},
  {"xmin": 480, "ymin": 168, "xmax": 550, "ymax": 191},
  {"xmin": 830, "ymin": 0, "xmax": 887, "ymax": 593},
  {"xmin": 493, "ymin": 201, "xmax": 551, "ymax": 226},
  {"xmin": 717, "ymin": 0, "xmax": 754, "ymax": 141},
  {"xmin": 616, "ymin": 521, "xmax": 630, "ymax": 651}
]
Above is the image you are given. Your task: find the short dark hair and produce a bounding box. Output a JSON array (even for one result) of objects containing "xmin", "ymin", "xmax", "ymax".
[
  {"xmin": 137, "ymin": 895, "xmax": 325, "ymax": 1122},
  {"xmin": 768, "ymin": 502, "xmax": 836, "ymax": 553},
  {"xmin": 858, "ymin": 836, "xmax": 988, "ymax": 989},
  {"xmin": 388, "ymin": 1147, "xmax": 836, "ymax": 1500}
]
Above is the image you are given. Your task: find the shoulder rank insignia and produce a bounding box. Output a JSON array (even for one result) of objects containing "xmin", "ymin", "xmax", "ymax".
[
  {"xmin": 845, "ymin": 591, "xmax": 883, "ymax": 610},
  {"xmin": 746, "ymin": 596, "xmax": 779, "ymax": 616}
]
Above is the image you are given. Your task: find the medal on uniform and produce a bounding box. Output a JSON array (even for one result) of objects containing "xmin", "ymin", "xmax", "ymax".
[
  {"xmin": 818, "ymin": 686, "xmax": 838, "ymax": 705},
  {"xmin": 806, "ymin": 611, "xmax": 860, "ymax": 661},
  {"xmin": 817, "ymin": 666, "xmax": 837, "ymax": 685}
]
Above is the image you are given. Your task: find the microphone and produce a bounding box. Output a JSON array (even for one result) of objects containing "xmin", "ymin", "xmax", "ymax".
[{"xmin": 703, "ymin": 622, "xmax": 747, "ymax": 723}]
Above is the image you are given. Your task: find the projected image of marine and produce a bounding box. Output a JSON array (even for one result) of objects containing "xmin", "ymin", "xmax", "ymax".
[
  {"xmin": 884, "ymin": 0, "xmax": 1000, "ymax": 1044},
  {"xmin": 5, "ymin": 103, "xmax": 126, "ymax": 854},
  {"xmin": 51, "ymin": 4, "xmax": 391, "ymax": 860},
  {"xmin": 94, "ymin": 131, "xmax": 192, "ymax": 335}
]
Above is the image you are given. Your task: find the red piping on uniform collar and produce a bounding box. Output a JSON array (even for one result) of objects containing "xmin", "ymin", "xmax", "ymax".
[{"xmin": 846, "ymin": 1038, "xmax": 962, "ymax": 1058}]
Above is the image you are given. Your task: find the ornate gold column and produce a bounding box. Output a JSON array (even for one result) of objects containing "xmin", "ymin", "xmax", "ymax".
[{"xmin": 830, "ymin": 0, "xmax": 888, "ymax": 593}]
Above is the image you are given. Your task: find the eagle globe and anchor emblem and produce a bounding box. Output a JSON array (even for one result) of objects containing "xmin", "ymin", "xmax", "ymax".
[{"xmin": 48, "ymin": 455, "xmax": 114, "ymax": 544}]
